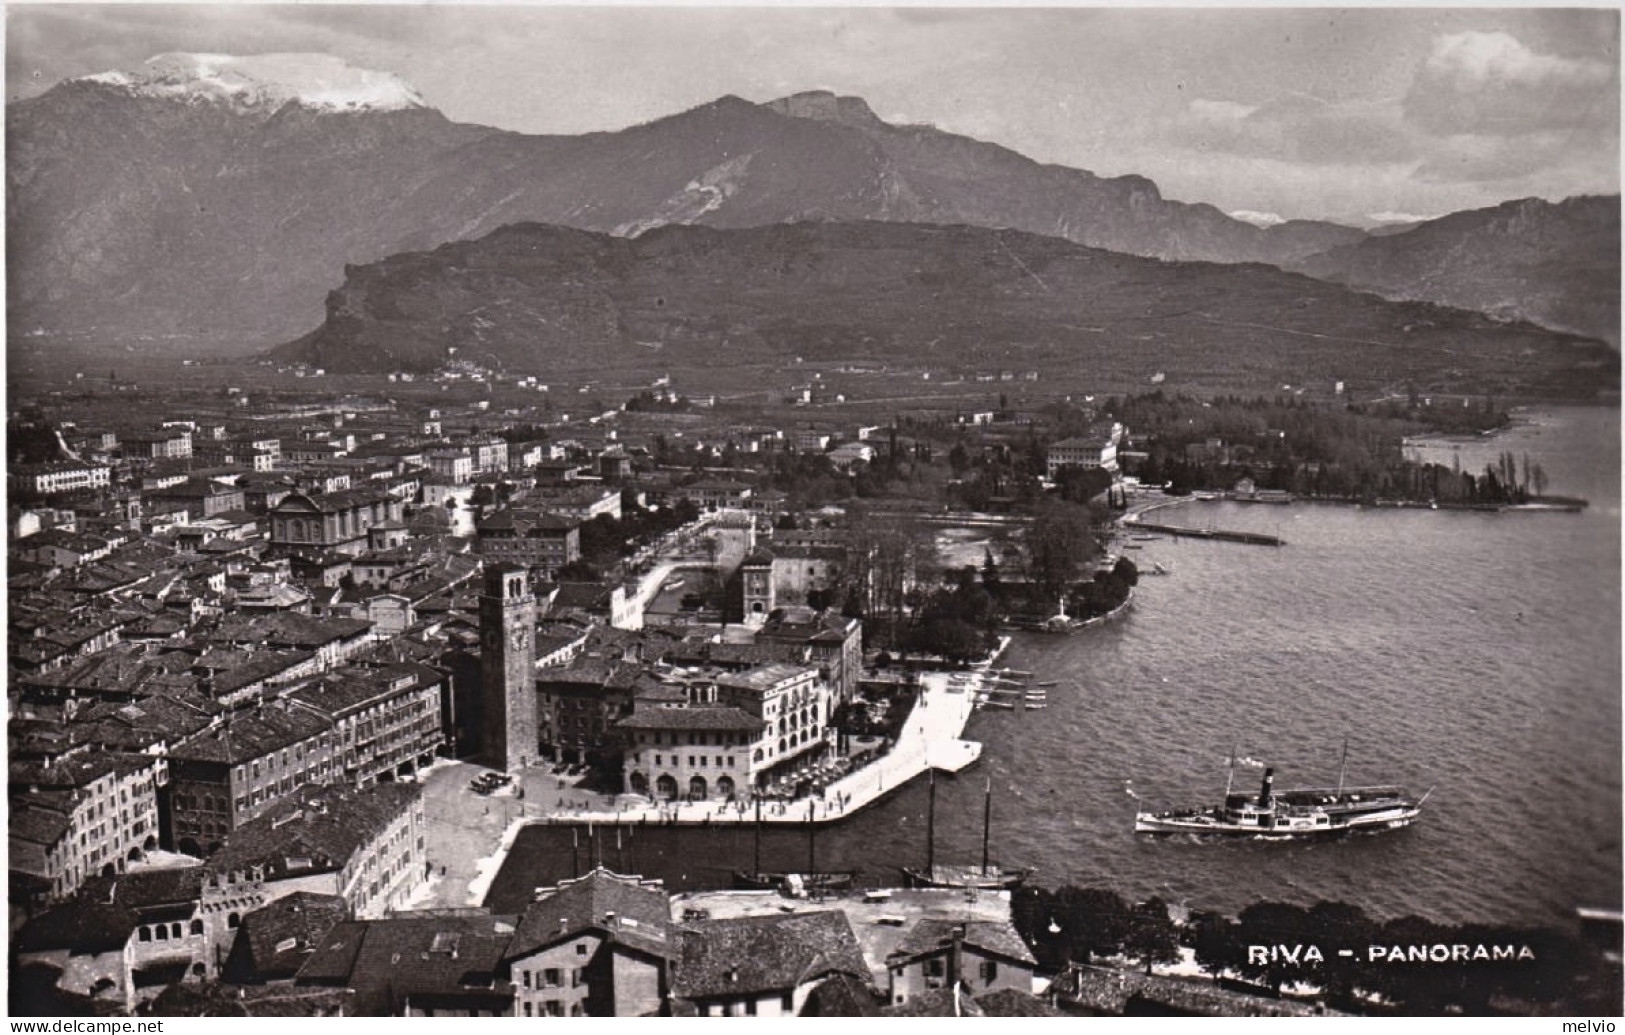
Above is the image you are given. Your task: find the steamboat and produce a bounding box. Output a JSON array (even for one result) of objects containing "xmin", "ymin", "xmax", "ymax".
[{"xmin": 1135, "ymin": 746, "xmax": 1428, "ymax": 837}]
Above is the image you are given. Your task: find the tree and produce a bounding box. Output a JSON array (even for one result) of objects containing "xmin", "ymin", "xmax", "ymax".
[
  {"xmin": 672, "ymin": 498, "xmax": 701, "ymax": 526},
  {"xmin": 981, "ymin": 548, "xmax": 1002, "ymax": 591},
  {"xmin": 1232, "ymin": 901, "xmax": 1310, "ymax": 991},
  {"xmin": 1025, "ymin": 501, "xmax": 1098, "ymax": 602},
  {"xmin": 1111, "ymin": 557, "xmax": 1139, "ymax": 586},
  {"xmin": 904, "ymin": 617, "xmax": 988, "ymax": 661},
  {"xmin": 1122, "ymin": 897, "xmax": 1182, "ymax": 975},
  {"xmin": 556, "ymin": 559, "xmax": 601, "ymax": 582},
  {"xmin": 7, "ymin": 417, "xmax": 63, "ymax": 465},
  {"xmin": 1302, "ymin": 901, "xmax": 1374, "ymax": 1005},
  {"xmin": 1050, "ymin": 886, "xmax": 1132, "ymax": 963},
  {"xmin": 1364, "ymin": 914, "xmax": 1451, "ymax": 1010},
  {"xmin": 1188, "ymin": 909, "xmax": 1242, "ymax": 979},
  {"xmin": 842, "ymin": 511, "xmax": 929, "ymax": 649},
  {"xmin": 578, "ymin": 514, "xmax": 623, "ymax": 565}
]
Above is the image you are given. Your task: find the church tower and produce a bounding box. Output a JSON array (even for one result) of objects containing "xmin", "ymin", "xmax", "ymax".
[
  {"xmin": 479, "ymin": 562, "xmax": 537, "ymax": 773},
  {"xmin": 740, "ymin": 547, "xmax": 775, "ymax": 626}
]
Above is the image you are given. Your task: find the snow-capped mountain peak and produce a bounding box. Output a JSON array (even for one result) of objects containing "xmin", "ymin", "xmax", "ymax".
[{"xmin": 74, "ymin": 52, "xmax": 427, "ymax": 113}]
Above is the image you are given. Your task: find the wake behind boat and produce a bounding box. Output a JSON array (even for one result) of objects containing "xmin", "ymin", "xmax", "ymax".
[{"xmin": 1135, "ymin": 743, "xmax": 1429, "ymax": 838}]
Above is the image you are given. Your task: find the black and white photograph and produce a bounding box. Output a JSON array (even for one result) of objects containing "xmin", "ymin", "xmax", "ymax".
[{"xmin": 5, "ymin": 2, "xmax": 1620, "ymax": 1020}]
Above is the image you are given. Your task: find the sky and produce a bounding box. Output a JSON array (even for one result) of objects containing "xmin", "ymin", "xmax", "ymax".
[{"xmin": 5, "ymin": 4, "xmax": 1619, "ymax": 227}]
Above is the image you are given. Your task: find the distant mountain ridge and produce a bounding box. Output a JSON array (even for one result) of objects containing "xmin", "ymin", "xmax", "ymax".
[
  {"xmin": 1289, "ymin": 196, "xmax": 1621, "ymax": 347},
  {"xmin": 274, "ymin": 219, "xmax": 1615, "ymax": 401},
  {"xmin": 7, "ymin": 66, "xmax": 1364, "ymax": 346},
  {"xmin": 9, "ymin": 60, "xmax": 1613, "ymax": 356},
  {"xmin": 75, "ymin": 52, "xmax": 428, "ymax": 114}
]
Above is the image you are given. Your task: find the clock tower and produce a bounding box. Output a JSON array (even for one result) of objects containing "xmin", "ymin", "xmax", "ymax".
[
  {"xmin": 740, "ymin": 547, "xmax": 775, "ymax": 627},
  {"xmin": 479, "ymin": 562, "xmax": 537, "ymax": 773}
]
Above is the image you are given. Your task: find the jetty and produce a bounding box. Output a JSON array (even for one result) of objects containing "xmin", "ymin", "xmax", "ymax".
[
  {"xmin": 1121, "ymin": 499, "xmax": 1283, "ymax": 546},
  {"xmin": 1124, "ymin": 519, "xmax": 1284, "ymax": 546}
]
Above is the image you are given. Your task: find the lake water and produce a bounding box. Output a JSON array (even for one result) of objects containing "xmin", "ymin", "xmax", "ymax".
[{"xmin": 489, "ymin": 407, "xmax": 1620, "ymax": 928}]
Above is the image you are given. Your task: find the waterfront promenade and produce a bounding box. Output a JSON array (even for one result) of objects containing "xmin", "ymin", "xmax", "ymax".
[
  {"xmin": 541, "ymin": 668, "xmax": 982, "ymax": 827},
  {"xmin": 415, "ymin": 667, "xmax": 987, "ymax": 908}
]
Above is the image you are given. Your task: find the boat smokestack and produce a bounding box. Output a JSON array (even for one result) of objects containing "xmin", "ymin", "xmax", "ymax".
[{"xmin": 1259, "ymin": 767, "xmax": 1275, "ymax": 808}]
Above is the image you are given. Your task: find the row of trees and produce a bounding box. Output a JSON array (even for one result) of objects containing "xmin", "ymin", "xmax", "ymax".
[
  {"xmin": 1185, "ymin": 900, "xmax": 1597, "ymax": 1014},
  {"xmin": 1108, "ymin": 391, "xmax": 1557, "ymax": 505},
  {"xmin": 1010, "ymin": 885, "xmax": 1181, "ymax": 974},
  {"xmin": 1010, "ymin": 885, "xmax": 1611, "ymax": 1015},
  {"xmin": 824, "ymin": 498, "xmax": 1126, "ymax": 657}
]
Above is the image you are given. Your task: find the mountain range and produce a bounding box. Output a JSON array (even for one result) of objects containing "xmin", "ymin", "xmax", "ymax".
[
  {"xmin": 274, "ymin": 220, "xmax": 1616, "ymax": 401},
  {"xmin": 1286, "ymin": 195, "xmax": 1619, "ymax": 347},
  {"xmin": 6, "ymin": 55, "xmax": 1617, "ymax": 357}
]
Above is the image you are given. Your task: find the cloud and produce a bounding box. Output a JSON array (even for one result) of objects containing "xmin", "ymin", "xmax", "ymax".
[
  {"xmin": 1169, "ymin": 94, "xmax": 1419, "ymax": 167},
  {"xmin": 1411, "ymin": 129, "xmax": 1615, "ymax": 187},
  {"xmin": 1424, "ymin": 30, "xmax": 1609, "ymax": 88},
  {"xmin": 1404, "ymin": 30, "xmax": 1617, "ymax": 135},
  {"xmin": 1367, "ymin": 211, "xmax": 1436, "ymax": 224},
  {"xmin": 1228, "ymin": 209, "xmax": 1286, "ymax": 227}
]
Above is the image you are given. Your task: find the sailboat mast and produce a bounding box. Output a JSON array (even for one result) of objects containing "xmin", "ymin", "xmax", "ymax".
[
  {"xmin": 981, "ymin": 775, "xmax": 992, "ymax": 877},
  {"xmin": 753, "ymin": 796, "xmax": 762, "ymax": 880},
  {"xmin": 926, "ymin": 766, "xmax": 937, "ymax": 878},
  {"xmin": 807, "ymin": 799, "xmax": 816, "ymax": 874},
  {"xmin": 1337, "ymin": 737, "xmax": 1349, "ymax": 796},
  {"xmin": 1223, "ymin": 740, "xmax": 1237, "ymax": 799}
]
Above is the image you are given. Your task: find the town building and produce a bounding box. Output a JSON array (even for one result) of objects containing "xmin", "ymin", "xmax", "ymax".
[
  {"xmin": 268, "ymin": 489, "xmax": 407, "ymax": 557},
  {"xmin": 145, "ymin": 477, "xmax": 247, "ymax": 519},
  {"xmin": 671, "ymin": 911, "xmax": 869, "ymax": 1017},
  {"xmin": 616, "ymin": 690, "xmax": 764, "ymax": 801},
  {"xmin": 469, "ymin": 436, "xmax": 510, "ymax": 475},
  {"xmin": 619, "ymin": 661, "xmax": 832, "ymax": 799},
  {"xmin": 527, "ymin": 484, "xmax": 623, "ymax": 522},
  {"xmin": 165, "ymin": 703, "xmax": 338, "ymax": 855},
  {"xmin": 203, "ymin": 781, "xmax": 427, "ymax": 920},
  {"xmin": 537, "ymin": 659, "xmax": 653, "ymax": 769},
  {"xmin": 505, "ymin": 868, "xmax": 674, "ymax": 1017},
  {"xmin": 9, "ymin": 748, "xmax": 168, "ymax": 901},
  {"xmin": 10, "ymin": 461, "xmax": 113, "ymax": 497},
  {"xmin": 294, "ymin": 912, "xmax": 520, "ymax": 1016},
  {"xmin": 756, "ymin": 607, "xmax": 864, "ymax": 706},
  {"xmin": 123, "ymin": 429, "xmax": 194, "ymax": 460},
  {"xmin": 15, "ymin": 868, "xmax": 217, "ymax": 1011},
  {"xmin": 884, "ymin": 919, "xmax": 1037, "ymax": 1007},
  {"xmin": 424, "ymin": 446, "xmax": 474, "ymax": 485},
  {"xmin": 286, "ymin": 661, "xmax": 445, "ymax": 787},
  {"xmin": 208, "ymin": 612, "xmax": 375, "ymax": 671},
  {"xmin": 1046, "ymin": 422, "xmax": 1124, "ymax": 477},
  {"xmin": 475, "ymin": 508, "xmax": 581, "ymax": 578},
  {"xmin": 220, "ymin": 891, "xmax": 350, "ymax": 984},
  {"xmin": 682, "ymin": 479, "xmax": 753, "ymax": 512}
]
